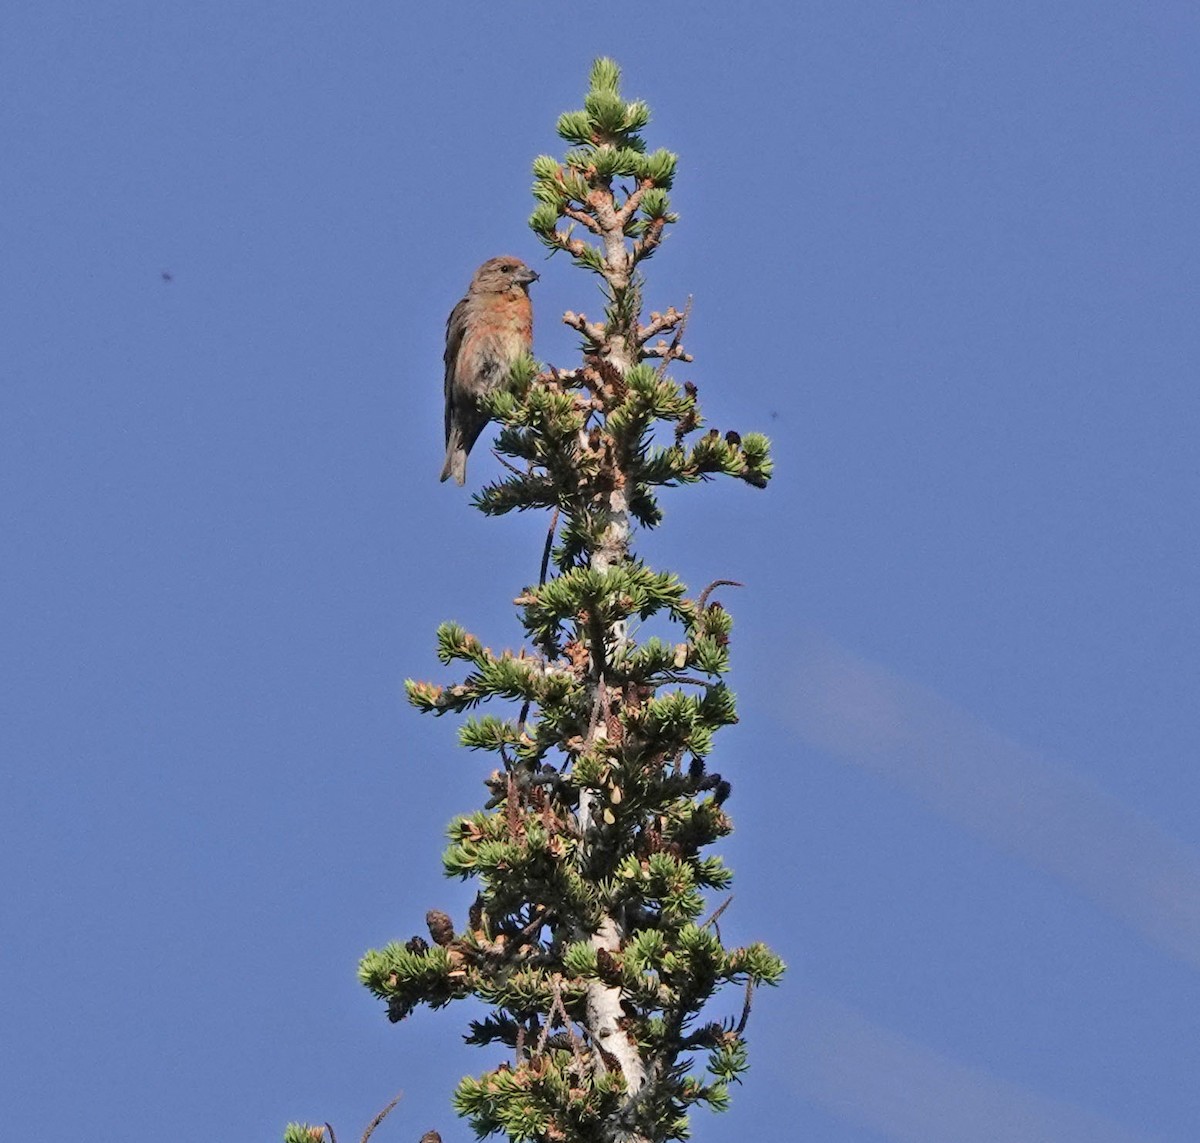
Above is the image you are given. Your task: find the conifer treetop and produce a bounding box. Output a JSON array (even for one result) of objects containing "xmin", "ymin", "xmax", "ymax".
[{"xmin": 288, "ymin": 58, "xmax": 783, "ymax": 1143}]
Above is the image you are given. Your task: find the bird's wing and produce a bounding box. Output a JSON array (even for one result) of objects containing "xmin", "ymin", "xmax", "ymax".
[{"xmin": 443, "ymin": 295, "xmax": 470, "ymax": 447}]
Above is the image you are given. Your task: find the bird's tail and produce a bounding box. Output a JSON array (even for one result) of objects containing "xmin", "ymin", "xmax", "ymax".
[{"xmin": 439, "ymin": 439, "xmax": 468, "ymax": 485}]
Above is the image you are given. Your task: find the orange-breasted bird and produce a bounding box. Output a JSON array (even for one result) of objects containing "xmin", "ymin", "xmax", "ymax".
[{"xmin": 440, "ymin": 256, "xmax": 538, "ymax": 485}]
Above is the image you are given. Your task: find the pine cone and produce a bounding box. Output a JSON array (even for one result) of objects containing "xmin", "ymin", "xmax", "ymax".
[
  {"xmin": 426, "ymin": 909, "xmax": 455, "ymax": 947},
  {"xmin": 596, "ymin": 947, "xmax": 623, "ymax": 984},
  {"xmin": 405, "ymin": 934, "xmax": 430, "ymax": 954}
]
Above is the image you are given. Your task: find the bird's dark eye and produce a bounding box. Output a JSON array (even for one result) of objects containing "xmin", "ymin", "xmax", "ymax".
[{"xmin": 502, "ymin": 264, "xmax": 514, "ymax": 272}]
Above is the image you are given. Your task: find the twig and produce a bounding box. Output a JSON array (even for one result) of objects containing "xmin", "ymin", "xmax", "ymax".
[
  {"xmin": 535, "ymin": 992, "xmax": 554, "ymax": 1056},
  {"xmin": 655, "ymin": 296, "xmax": 693, "ymax": 379},
  {"xmin": 543, "ymin": 365, "xmax": 584, "ymax": 387},
  {"xmin": 633, "ymin": 216, "xmax": 668, "ymax": 267},
  {"xmin": 585, "ymin": 607, "xmax": 611, "ymax": 692},
  {"xmin": 539, "ymin": 507, "xmax": 560, "ymax": 586},
  {"xmin": 517, "ymin": 507, "xmax": 560, "ymax": 732},
  {"xmin": 360, "ymin": 1092, "xmax": 403, "ymax": 1143},
  {"xmin": 562, "ymin": 311, "xmax": 606, "ymax": 344},
  {"xmin": 641, "ymin": 341, "xmax": 694, "ymax": 364},
  {"xmin": 537, "ymin": 977, "xmax": 587, "ymax": 1071},
  {"xmin": 506, "ymin": 771, "xmax": 521, "ymax": 838},
  {"xmin": 696, "ymin": 579, "xmax": 743, "ymax": 611},
  {"xmin": 555, "ymin": 985, "xmax": 585, "ymax": 1059},
  {"xmin": 586, "ymin": 677, "xmax": 608, "ymax": 742},
  {"xmin": 548, "ymin": 230, "xmax": 590, "ymax": 260},
  {"xmin": 637, "ymin": 307, "xmax": 685, "ymax": 345},
  {"xmin": 701, "ymin": 894, "xmax": 733, "ymax": 933},
  {"xmin": 491, "ymin": 449, "xmax": 526, "ymax": 478},
  {"xmin": 563, "ymin": 205, "xmax": 603, "ymax": 234},
  {"xmin": 519, "ymin": 906, "xmax": 551, "ymax": 940},
  {"xmin": 661, "ymin": 673, "xmax": 719, "ymax": 688},
  {"xmin": 735, "ymin": 979, "xmax": 754, "ymax": 1035},
  {"xmin": 615, "ymin": 178, "xmax": 653, "ymax": 226},
  {"xmin": 325, "ymin": 1124, "xmax": 338, "ymax": 1143}
]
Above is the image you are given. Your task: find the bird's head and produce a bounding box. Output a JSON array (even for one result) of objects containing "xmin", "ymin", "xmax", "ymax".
[{"xmin": 471, "ymin": 255, "xmax": 540, "ymax": 294}]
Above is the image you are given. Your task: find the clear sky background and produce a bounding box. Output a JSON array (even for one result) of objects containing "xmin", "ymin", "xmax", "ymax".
[{"xmin": 3, "ymin": 3, "xmax": 1198, "ymax": 1141}]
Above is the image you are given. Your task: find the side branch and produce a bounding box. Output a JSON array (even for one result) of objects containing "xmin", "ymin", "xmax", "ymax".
[
  {"xmin": 360, "ymin": 1093, "xmax": 403, "ymax": 1143},
  {"xmin": 640, "ymin": 341, "xmax": 693, "ymax": 365},
  {"xmin": 563, "ymin": 310, "xmax": 606, "ymax": 346},
  {"xmin": 637, "ymin": 307, "xmax": 686, "ymax": 345},
  {"xmin": 615, "ymin": 178, "xmax": 655, "ymax": 225},
  {"xmin": 697, "ymin": 578, "xmax": 743, "ymax": 610},
  {"xmin": 563, "ymin": 206, "xmax": 603, "ymax": 234},
  {"xmin": 633, "ymin": 216, "xmax": 667, "ymax": 263},
  {"xmin": 652, "ymin": 296, "xmax": 693, "ymax": 378},
  {"xmin": 547, "ymin": 228, "xmax": 592, "ymax": 259}
]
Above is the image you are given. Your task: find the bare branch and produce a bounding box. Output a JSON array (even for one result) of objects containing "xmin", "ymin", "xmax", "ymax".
[
  {"xmin": 517, "ymin": 506, "xmax": 562, "ymax": 735},
  {"xmin": 640, "ymin": 340, "xmax": 694, "ymax": 365},
  {"xmin": 546, "ymin": 364, "xmax": 584, "ymax": 385},
  {"xmin": 697, "ymin": 578, "xmax": 744, "ymax": 611},
  {"xmin": 661, "ymin": 673, "xmax": 721, "ymax": 688},
  {"xmin": 548, "ymin": 227, "xmax": 591, "ymax": 259},
  {"xmin": 636, "ymin": 307, "xmax": 685, "ymax": 345},
  {"xmin": 655, "ymin": 295, "xmax": 693, "ymax": 379},
  {"xmin": 563, "ymin": 311, "xmax": 606, "ymax": 344},
  {"xmin": 633, "ymin": 216, "xmax": 667, "ymax": 266},
  {"xmin": 701, "ymin": 894, "xmax": 734, "ymax": 935},
  {"xmin": 563, "ymin": 205, "xmax": 604, "ymax": 234},
  {"xmin": 735, "ymin": 979, "xmax": 754, "ymax": 1036},
  {"xmin": 539, "ymin": 507, "xmax": 560, "ymax": 587},
  {"xmin": 615, "ymin": 178, "xmax": 654, "ymax": 225},
  {"xmin": 360, "ymin": 1092, "xmax": 403, "ymax": 1143},
  {"xmin": 490, "ymin": 449, "xmax": 527, "ymax": 478}
]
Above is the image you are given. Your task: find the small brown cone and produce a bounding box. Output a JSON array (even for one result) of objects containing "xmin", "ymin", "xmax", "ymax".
[{"xmin": 426, "ymin": 909, "xmax": 455, "ymax": 947}]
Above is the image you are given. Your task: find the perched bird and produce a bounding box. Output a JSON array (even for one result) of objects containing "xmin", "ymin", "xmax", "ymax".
[
  {"xmin": 440, "ymin": 255, "xmax": 538, "ymax": 485},
  {"xmin": 419, "ymin": 1133, "xmax": 443, "ymax": 1143}
]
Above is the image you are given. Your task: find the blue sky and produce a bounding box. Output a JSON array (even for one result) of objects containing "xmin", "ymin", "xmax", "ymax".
[{"xmin": 3, "ymin": 3, "xmax": 1198, "ymax": 1140}]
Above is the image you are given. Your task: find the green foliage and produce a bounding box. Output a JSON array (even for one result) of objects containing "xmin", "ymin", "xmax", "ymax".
[
  {"xmin": 531, "ymin": 58, "xmax": 679, "ymax": 280},
  {"xmin": 282, "ymin": 1126, "xmax": 325, "ymax": 1143},
  {"xmin": 353, "ymin": 58, "xmax": 782, "ymax": 1143}
]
